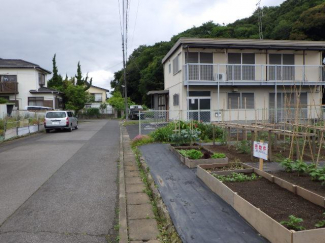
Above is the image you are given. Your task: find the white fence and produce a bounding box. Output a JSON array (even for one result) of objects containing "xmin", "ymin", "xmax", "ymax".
[{"xmin": 0, "ymin": 111, "xmax": 46, "ymax": 142}]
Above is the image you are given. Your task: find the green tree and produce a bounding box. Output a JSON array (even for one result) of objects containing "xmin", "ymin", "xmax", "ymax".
[
  {"xmin": 75, "ymin": 62, "xmax": 92, "ymax": 90},
  {"xmin": 107, "ymin": 91, "xmax": 134, "ymax": 111},
  {"xmin": 47, "ymin": 54, "xmax": 63, "ymax": 88},
  {"xmin": 64, "ymin": 81, "xmax": 90, "ymax": 115}
]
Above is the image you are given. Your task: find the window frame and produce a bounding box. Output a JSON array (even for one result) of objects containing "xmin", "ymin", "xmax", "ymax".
[
  {"xmin": 227, "ymin": 92, "xmax": 255, "ymax": 109},
  {"xmin": 173, "ymin": 53, "xmax": 181, "ymax": 75},
  {"xmin": 173, "ymin": 93, "xmax": 179, "ymax": 106},
  {"xmin": 28, "ymin": 97, "xmax": 44, "ymax": 106}
]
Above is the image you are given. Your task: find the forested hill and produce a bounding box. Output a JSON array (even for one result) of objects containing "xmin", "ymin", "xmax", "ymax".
[{"xmin": 111, "ymin": 0, "xmax": 325, "ymax": 105}]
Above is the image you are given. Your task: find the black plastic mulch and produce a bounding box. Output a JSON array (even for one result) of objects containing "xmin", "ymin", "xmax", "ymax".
[{"xmin": 139, "ymin": 144, "xmax": 268, "ymax": 243}]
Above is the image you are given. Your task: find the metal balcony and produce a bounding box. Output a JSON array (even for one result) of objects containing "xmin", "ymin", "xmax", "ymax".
[
  {"xmin": 183, "ymin": 64, "xmax": 325, "ymax": 86},
  {"xmin": 0, "ymin": 82, "xmax": 18, "ymax": 94}
]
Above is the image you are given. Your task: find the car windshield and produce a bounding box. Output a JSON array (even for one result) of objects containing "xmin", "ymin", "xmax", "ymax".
[{"xmin": 46, "ymin": 112, "xmax": 66, "ymax": 118}]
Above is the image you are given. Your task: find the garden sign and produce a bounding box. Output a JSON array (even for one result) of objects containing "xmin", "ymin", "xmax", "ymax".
[
  {"xmin": 254, "ymin": 141, "xmax": 268, "ymax": 171},
  {"xmin": 253, "ymin": 141, "xmax": 268, "ymax": 160}
]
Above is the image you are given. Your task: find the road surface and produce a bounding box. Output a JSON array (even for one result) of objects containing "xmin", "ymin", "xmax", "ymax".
[{"xmin": 0, "ymin": 120, "xmax": 119, "ymax": 243}]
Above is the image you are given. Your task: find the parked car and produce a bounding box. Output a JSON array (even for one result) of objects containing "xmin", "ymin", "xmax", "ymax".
[
  {"xmin": 128, "ymin": 105, "xmax": 145, "ymax": 120},
  {"xmin": 25, "ymin": 106, "xmax": 54, "ymax": 111},
  {"xmin": 44, "ymin": 111, "xmax": 78, "ymax": 133}
]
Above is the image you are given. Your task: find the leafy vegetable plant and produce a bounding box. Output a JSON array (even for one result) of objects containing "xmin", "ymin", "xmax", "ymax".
[
  {"xmin": 280, "ymin": 215, "xmax": 305, "ymax": 231},
  {"xmin": 211, "ymin": 153, "xmax": 226, "ymax": 159},
  {"xmin": 315, "ymin": 213, "xmax": 325, "ymax": 228},
  {"xmin": 178, "ymin": 149, "xmax": 203, "ymax": 160},
  {"xmin": 214, "ymin": 172, "xmax": 260, "ymax": 183},
  {"xmin": 280, "ymin": 158, "xmax": 294, "ymax": 172},
  {"xmin": 292, "ymin": 160, "xmax": 308, "ymax": 176}
]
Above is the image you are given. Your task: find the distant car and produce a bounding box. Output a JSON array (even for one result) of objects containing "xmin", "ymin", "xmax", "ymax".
[
  {"xmin": 128, "ymin": 105, "xmax": 145, "ymax": 120},
  {"xmin": 25, "ymin": 106, "xmax": 54, "ymax": 111},
  {"xmin": 44, "ymin": 111, "xmax": 78, "ymax": 133}
]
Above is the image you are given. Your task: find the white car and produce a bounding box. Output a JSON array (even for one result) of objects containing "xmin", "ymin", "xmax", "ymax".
[{"xmin": 44, "ymin": 111, "xmax": 78, "ymax": 133}]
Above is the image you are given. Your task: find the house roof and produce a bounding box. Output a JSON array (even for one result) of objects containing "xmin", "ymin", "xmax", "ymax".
[
  {"xmin": 29, "ymin": 87, "xmax": 62, "ymax": 94},
  {"xmin": 162, "ymin": 38, "xmax": 325, "ymax": 64},
  {"xmin": 0, "ymin": 58, "xmax": 51, "ymax": 74},
  {"xmin": 147, "ymin": 90, "xmax": 169, "ymax": 95},
  {"xmin": 90, "ymin": 85, "xmax": 110, "ymax": 92}
]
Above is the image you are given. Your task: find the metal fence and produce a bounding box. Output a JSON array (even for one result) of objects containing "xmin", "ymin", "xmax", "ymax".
[
  {"xmin": 0, "ymin": 111, "xmax": 46, "ymax": 142},
  {"xmin": 138, "ymin": 107, "xmax": 324, "ymax": 135}
]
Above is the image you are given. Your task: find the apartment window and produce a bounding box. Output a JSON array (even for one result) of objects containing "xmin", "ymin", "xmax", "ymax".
[
  {"xmin": 173, "ymin": 53, "xmax": 181, "ymax": 75},
  {"xmin": 28, "ymin": 97, "xmax": 44, "ymax": 106},
  {"xmin": 173, "ymin": 94, "xmax": 179, "ymax": 106},
  {"xmin": 228, "ymin": 53, "xmax": 255, "ymax": 80},
  {"xmin": 0, "ymin": 75, "xmax": 17, "ymax": 82},
  {"xmin": 185, "ymin": 52, "xmax": 213, "ymax": 81},
  {"xmin": 269, "ymin": 54, "xmax": 295, "ymax": 80},
  {"xmin": 168, "ymin": 63, "xmax": 171, "ymax": 73},
  {"xmin": 228, "ymin": 93, "xmax": 254, "ymax": 109},
  {"xmin": 38, "ymin": 73, "xmax": 45, "ymax": 86}
]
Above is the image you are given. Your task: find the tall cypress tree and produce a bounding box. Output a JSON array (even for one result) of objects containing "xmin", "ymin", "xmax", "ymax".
[
  {"xmin": 75, "ymin": 61, "xmax": 92, "ymax": 91},
  {"xmin": 47, "ymin": 54, "xmax": 63, "ymax": 88}
]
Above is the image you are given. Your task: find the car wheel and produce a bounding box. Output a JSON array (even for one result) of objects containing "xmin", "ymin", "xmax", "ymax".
[{"xmin": 45, "ymin": 129, "xmax": 50, "ymax": 133}]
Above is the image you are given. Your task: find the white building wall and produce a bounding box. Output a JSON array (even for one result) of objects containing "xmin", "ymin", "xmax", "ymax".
[{"xmin": 0, "ymin": 68, "xmax": 51, "ymax": 109}]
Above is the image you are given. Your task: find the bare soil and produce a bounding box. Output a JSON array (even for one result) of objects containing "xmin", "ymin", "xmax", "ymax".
[
  {"xmin": 270, "ymin": 171, "xmax": 325, "ymax": 197},
  {"xmin": 204, "ymin": 145, "xmax": 256, "ymax": 162},
  {"xmin": 224, "ymin": 177, "xmax": 325, "ymax": 230}
]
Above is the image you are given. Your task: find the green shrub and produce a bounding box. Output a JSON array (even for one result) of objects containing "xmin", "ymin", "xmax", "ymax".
[
  {"xmin": 178, "ymin": 149, "xmax": 203, "ymax": 160},
  {"xmin": 211, "ymin": 153, "xmax": 226, "ymax": 159},
  {"xmin": 150, "ymin": 124, "xmax": 174, "ymax": 142},
  {"xmin": 85, "ymin": 108, "xmax": 100, "ymax": 118},
  {"xmin": 0, "ymin": 97, "xmax": 8, "ymax": 104},
  {"xmin": 280, "ymin": 215, "xmax": 305, "ymax": 231}
]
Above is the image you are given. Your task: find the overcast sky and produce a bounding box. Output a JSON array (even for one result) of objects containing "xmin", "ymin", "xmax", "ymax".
[{"xmin": 0, "ymin": 0, "xmax": 285, "ymax": 91}]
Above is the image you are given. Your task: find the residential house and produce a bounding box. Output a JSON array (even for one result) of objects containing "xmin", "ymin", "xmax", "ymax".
[
  {"xmin": 85, "ymin": 85, "xmax": 113, "ymax": 114},
  {"xmin": 162, "ymin": 38, "xmax": 325, "ymax": 122},
  {"xmin": 0, "ymin": 58, "xmax": 62, "ymax": 110}
]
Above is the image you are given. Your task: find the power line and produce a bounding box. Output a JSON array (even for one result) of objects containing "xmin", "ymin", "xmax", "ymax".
[{"xmin": 130, "ymin": 0, "xmax": 140, "ymax": 50}]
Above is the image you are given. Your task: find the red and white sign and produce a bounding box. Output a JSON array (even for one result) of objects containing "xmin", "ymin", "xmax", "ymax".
[{"xmin": 253, "ymin": 141, "xmax": 268, "ymax": 160}]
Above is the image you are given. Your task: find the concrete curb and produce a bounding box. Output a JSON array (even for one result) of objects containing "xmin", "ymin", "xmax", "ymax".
[
  {"xmin": 139, "ymin": 155, "xmax": 182, "ymax": 242},
  {"xmin": 119, "ymin": 124, "xmax": 128, "ymax": 243}
]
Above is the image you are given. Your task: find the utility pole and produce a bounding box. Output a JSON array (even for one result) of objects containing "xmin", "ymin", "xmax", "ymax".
[{"xmin": 121, "ymin": 0, "xmax": 128, "ymax": 119}]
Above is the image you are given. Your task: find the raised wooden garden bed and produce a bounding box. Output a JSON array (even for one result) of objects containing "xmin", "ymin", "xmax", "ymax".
[
  {"xmin": 168, "ymin": 145, "xmax": 228, "ymax": 168},
  {"xmin": 197, "ymin": 163, "xmax": 325, "ymax": 243}
]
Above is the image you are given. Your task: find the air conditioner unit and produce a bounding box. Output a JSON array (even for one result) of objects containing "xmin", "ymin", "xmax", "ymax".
[{"xmin": 216, "ymin": 73, "xmax": 225, "ymax": 81}]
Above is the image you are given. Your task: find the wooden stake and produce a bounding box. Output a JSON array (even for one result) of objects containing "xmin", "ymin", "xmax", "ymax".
[{"xmin": 259, "ymin": 140, "xmax": 264, "ymax": 171}]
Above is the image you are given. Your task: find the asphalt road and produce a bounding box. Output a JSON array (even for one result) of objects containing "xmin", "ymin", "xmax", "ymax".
[{"xmin": 0, "ymin": 120, "xmax": 120, "ymax": 243}]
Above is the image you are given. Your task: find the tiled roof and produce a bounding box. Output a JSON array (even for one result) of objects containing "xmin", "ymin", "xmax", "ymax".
[
  {"xmin": 0, "ymin": 58, "xmax": 51, "ymax": 74},
  {"xmin": 29, "ymin": 87, "xmax": 62, "ymax": 94}
]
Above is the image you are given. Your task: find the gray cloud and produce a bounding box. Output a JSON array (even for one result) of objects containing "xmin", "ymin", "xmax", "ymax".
[{"xmin": 0, "ymin": 0, "xmax": 286, "ymax": 90}]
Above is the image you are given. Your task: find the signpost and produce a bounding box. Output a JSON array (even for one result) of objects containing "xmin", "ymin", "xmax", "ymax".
[{"xmin": 253, "ymin": 140, "xmax": 268, "ymax": 171}]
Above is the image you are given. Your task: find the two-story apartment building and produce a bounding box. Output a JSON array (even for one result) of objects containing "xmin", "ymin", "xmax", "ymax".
[
  {"xmin": 0, "ymin": 58, "xmax": 62, "ymax": 110},
  {"xmin": 162, "ymin": 38, "xmax": 325, "ymax": 123}
]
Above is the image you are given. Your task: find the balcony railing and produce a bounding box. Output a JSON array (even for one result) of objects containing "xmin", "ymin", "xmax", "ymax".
[
  {"xmin": 183, "ymin": 64, "xmax": 325, "ymax": 85},
  {"xmin": 0, "ymin": 82, "xmax": 18, "ymax": 94}
]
